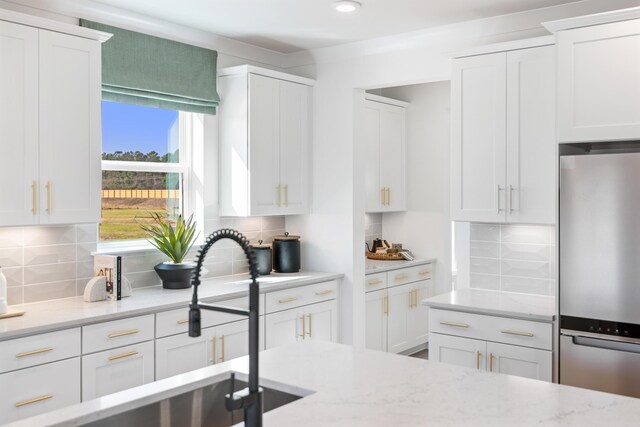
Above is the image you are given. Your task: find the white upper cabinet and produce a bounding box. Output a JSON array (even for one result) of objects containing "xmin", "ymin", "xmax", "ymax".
[
  {"xmin": 219, "ymin": 66, "xmax": 313, "ymax": 217},
  {"xmin": 364, "ymin": 96, "xmax": 407, "ymax": 213},
  {"xmin": 555, "ymin": 18, "xmax": 640, "ymax": 142},
  {"xmin": 0, "ymin": 21, "xmax": 39, "ymax": 226},
  {"xmin": 0, "ymin": 15, "xmax": 104, "ymax": 227},
  {"xmin": 451, "ymin": 41, "xmax": 556, "ymax": 224}
]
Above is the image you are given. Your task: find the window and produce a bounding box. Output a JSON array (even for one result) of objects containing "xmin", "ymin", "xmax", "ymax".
[{"xmin": 100, "ymin": 101, "xmax": 199, "ymax": 244}]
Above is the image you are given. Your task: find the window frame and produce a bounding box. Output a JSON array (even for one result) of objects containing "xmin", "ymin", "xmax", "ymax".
[{"xmin": 98, "ymin": 110, "xmax": 203, "ymax": 250}]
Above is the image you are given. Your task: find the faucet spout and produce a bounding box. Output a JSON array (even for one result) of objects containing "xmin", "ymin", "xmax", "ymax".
[{"xmin": 189, "ymin": 229, "xmax": 262, "ymax": 427}]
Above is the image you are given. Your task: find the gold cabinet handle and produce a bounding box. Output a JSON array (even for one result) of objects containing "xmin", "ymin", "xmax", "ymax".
[
  {"xmin": 299, "ymin": 315, "xmax": 306, "ymax": 339},
  {"xmin": 500, "ymin": 330, "xmax": 534, "ymax": 337},
  {"xmin": 177, "ymin": 319, "xmax": 189, "ymax": 325},
  {"xmin": 45, "ymin": 181, "xmax": 52, "ymax": 213},
  {"xmin": 380, "ymin": 188, "xmax": 385, "ymax": 205},
  {"xmin": 108, "ymin": 351, "xmax": 138, "ymax": 361},
  {"xmin": 394, "ymin": 274, "xmax": 408, "ymax": 281},
  {"xmin": 476, "ymin": 351, "xmax": 481, "ymax": 370},
  {"xmin": 16, "ymin": 347, "xmax": 53, "ymax": 358},
  {"xmin": 276, "ymin": 185, "xmax": 281, "ymax": 207},
  {"xmin": 408, "ymin": 289, "xmax": 413, "ymax": 308},
  {"xmin": 383, "ymin": 295, "xmax": 389, "ymax": 315},
  {"xmin": 284, "ymin": 184, "xmax": 289, "ymax": 207},
  {"xmin": 278, "ymin": 296, "xmax": 298, "ymax": 304},
  {"xmin": 315, "ymin": 289, "xmax": 333, "ymax": 296},
  {"xmin": 489, "ymin": 353, "xmax": 494, "ymax": 372},
  {"xmin": 31, "ymin": 181, "xmax": 37, "ymax": 214},
  {"xmin": 413, "ymin": 289, "xmax": 419, "ymax": 308},
  {"xmin": 211, "ymin": 336, "xmax": 216, "ymax": 364},
  {"xmin": 440, "ymin": 321, "xmax": 469, "ymax": 328},
  {"xmin": 368, "ymin": 279, "xmax": 383, "ymax": 286},
  {"xmin": 307, "ymin": 314, "xmax": 312, "ymax": 338},
  {"xmin": 386, "ymin": 187, "xmax": 391, "ymax": 206},
  {"xmin": 15, "ymin": 394, "xmax": 53, "ymax": 408},
  {"xmin": 219, "ymin": 335, "xmax": 225, "ymax": 362},
  {"xmin": 108, "ymin": 329, "xmax": 139, "ymax": 338},
  {"xmin": 418, "ymin": 270, "xmax": 430, "ymax": 276}
]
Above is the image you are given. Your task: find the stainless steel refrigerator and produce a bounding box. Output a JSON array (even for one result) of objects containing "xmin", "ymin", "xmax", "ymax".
[{"xmin": 559, "ymin": 143, "xmax": 640, "ymax": 398}]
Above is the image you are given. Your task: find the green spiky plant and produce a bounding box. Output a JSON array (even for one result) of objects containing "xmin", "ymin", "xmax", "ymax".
[{"xmin": 140, "ymin": 213, "xmax": 199, "ymax": 264}]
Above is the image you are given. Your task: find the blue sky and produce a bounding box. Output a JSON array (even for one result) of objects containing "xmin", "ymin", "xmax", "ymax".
[{"xmin": 102, "ymin": 101, "xmax": 179, "ymax": 155}]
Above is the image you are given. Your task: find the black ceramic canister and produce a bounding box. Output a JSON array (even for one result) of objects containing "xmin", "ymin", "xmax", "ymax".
[
  {"xmin": 252, "ymin": 240, "xmax": 272, "ymax": 276},
  {"xmin": 272, "ymin": 232, "xmax": 301, "ymax": 273}
]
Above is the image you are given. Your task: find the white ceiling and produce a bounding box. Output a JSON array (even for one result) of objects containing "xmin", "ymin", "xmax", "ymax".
[{"xmin": 92, "ymin": 0, "xmax": 580, "ymax": 53}]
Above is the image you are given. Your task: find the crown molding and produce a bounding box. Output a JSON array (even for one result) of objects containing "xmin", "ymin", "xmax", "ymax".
[
  {"xmin": 543, "ymin": 6, "xmax": 640, "ymax": 33},
  {"xmin": 449, "ymin": 35, "xmax": 555, "ymax": 58},
  {"xmin": 0, "ymin": 8, "xmax": 111, "ymax": 41}
]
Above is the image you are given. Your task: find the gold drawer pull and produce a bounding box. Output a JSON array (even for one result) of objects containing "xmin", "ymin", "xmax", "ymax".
[
  {"xmin": 219, "ymin": 335, "xmax": 225, "ymax": 362},
  {"xmin": 177, "ymin": 319, "xmax": 189, "ymax": 325},
  {"xmin": 440, "ymin": 321, "xmax": 469, "ymax": 328},
  {"xmin": 15, "ymin": 394, "xmax": 53, "ymax": 407},
  {"xmin": 16, "ymin": 347, "xmax": 53, "ymax": 358},
  {"xmin": 299, "ymin": 316, "xmax": 306, "ymax": 339},
  {"xmin": 108, "ymin": 329, "xmax": 139, "ymax": 338},
  {"xmin": 211, "ymin": 336, "xmax": 217, "ymax": 364},
  {"xmin": 501, "ymin": 330, "xmax": 534, "ymax": 337},
  {"xmin": 394, "ymin": 274, "xmax": 408, "ymax": 281},
  {"xmin": 383, "ymin": 295, "xmax": 389, "ymax": 315},
  {"xmin": 368, "ymin": 279, "xmax": 383, "ymax": 286},
  {"xmin": 315, "ymin": 290, "xmax": 333, "ymax": 296},
  {"xmin": 489, "ymin": 353, "xmax": 494, "ymax": 372},
  {"xmin": 418, "ymin": 270, "xmax": 431, "ymax": 276},
  {"xmin": 109, "ymin": 351, "xmax": 138, "ymax": 361},
  {"xmin": 476, "ymin": 351, "xmax": 481, "ymax": 370},
  {"xmin": 278, "ymin": 296, "xmax": 297, "ymax": 304},
  {"xmin": 307, "ymin": 314, "xmax": 312, "ymax": 337}
]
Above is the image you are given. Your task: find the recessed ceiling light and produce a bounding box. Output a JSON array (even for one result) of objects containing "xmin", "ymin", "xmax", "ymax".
[{"xmin": 333, "ymin": 1, "xmax": 361, "ymax": 13}]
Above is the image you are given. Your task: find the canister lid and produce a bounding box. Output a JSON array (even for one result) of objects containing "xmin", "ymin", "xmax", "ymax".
[
  {"xmin": 252, "ymin": 240, "xmax": 271, "ymax": 250},
  {"xmin": 273, "ymin": 232, "xmax": 300, "ymax": 241}
]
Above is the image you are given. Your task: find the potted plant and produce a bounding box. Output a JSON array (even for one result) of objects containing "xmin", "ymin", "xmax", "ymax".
[{"xmin": 141, "ymin": 213, "xmax": 199, "ymax": 289}]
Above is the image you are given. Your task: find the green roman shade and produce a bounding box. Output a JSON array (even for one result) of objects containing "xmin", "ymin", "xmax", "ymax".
[{"xmin": 80, "ymin": 20, "xmax": 220, "ymax": 114}]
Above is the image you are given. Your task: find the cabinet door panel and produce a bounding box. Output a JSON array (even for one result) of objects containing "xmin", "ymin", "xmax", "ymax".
[
  {"xmin": 82, "ymin": 341, "xmax": 154, "ymax": 401},
  {"xmin": 364, "ymin": 101, "xmax": 382, "ymax": 212},
  {"xmin": 558, "ymin": 20, "xmax": 640, "ymax": 142},
  {"xmin": 39, "ymin": 30, "xmax": 101, "ymax": 225},
  {"xmin": 0, "ymin": 21, "xmax": 39, "ymax": 226},
  {"xmin": 387, "ymin": 283, "xmax": 414, "ymax": 353},
  {"xmin": 305, "ymin": 299, "xmax": 337, "ymax": 343},
  {"xmin": 279, "ymin": 80, "xmax": 310, "ymax": 215},
  {"xmin": 379, "ymin": 103, "xmax": 406, "ymax": 211},
  {"xmin": 249, "ymin": 73, "xmax": 280, "ymax": 215},
  {"xmin": 217, "ymin": 319, "xmax": 249, "ymax": 363},
  {"xmin": 265, "ymin": 308, "xmax": 302, "ymax": 349},
  {"xmin": 365, "ymin": 289, "xmax": 387, "ymax": 351},
  {"xmin": 155, "ymin": 329, "xmax": 216, "ymax": 380},
  {"xmin": 451, "ymin": 52, "xmax": 507, "ymax": 222},
  {"xmin": 406, "ymin": 280, "xmax": 431, "ymax": 348},
  {"xmin": 0, "ymin": 357, "xmax": 80, "ymax": 424},
  {"xmin": 487, "ymin": 341, "xmax": 552, "ymax": 381},
  {"xmin": 506, "ymin": 46, "xmax": 556, "ymax": 224},
  {"xmin": 429, "ymin": 333, "xmax": 486, "ymax": 371}
]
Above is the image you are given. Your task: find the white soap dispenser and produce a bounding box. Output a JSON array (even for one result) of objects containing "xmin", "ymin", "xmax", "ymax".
[{"xmin": 0, "ymin": 265, "xmax": 7, "ymax": 314}]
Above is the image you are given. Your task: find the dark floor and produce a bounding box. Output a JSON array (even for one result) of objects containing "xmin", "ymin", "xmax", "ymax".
[{"xmin": 409, "ymin": 349, "xmax": 428, "ymax": 360}]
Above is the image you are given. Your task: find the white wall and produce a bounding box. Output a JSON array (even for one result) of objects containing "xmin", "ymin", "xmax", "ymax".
[{"xmin": 378, "ymin": 82, "xmax": 452, "ymax": 298}]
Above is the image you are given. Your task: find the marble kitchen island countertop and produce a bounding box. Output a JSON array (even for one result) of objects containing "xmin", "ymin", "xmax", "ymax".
[
  {"xmin": 0, "ymin": 270, "xmax": 343, "ymax": 341},
  {"xmin": 9, "ymin": 341, "xmax": 640, "ymax": 427},
  {"xmin": 365, "ymin": 257, "xmax": 435, "ymax": 274},
  {"xmin": 423, "ymin": 288, "xmax": 556, "ymax": 322}
]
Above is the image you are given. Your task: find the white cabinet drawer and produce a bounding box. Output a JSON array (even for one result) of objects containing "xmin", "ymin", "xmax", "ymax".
[
  {"xmin": 365, "ymin": 272, "xmax": 386, "ymax": 292},
  {"xmin": 266, "ymin": 281, "xmax": 337, "ymax": 314},
  {"xmin": 155, "ymin": 295, "xmax": 265, "ymax": 338},
  {"xmin": 429, "ymin": 309, "xmax": 552, "ymax": 351},
  {"xmin": 0, "ymin": 357, "xmax": 80, "ymax": 424},
  {"xmin": 0, "ymin": 328, "xmax": 80, "ymax": 374},
  {"xmin": 83, "ymin": 314, "xmax": 155, "ymax": 354},
  {"xmin": 387, "ymin": 264, "xmax": 432, "ymax": 287},
  {"xmin": 81, "ymin": 340, "xmax": 155, "ymax": 401}
]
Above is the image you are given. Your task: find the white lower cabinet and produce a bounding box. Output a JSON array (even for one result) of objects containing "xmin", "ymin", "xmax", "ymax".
[
  {"xmin": 428, "ymin": 309, "xmax": 552, "ymax": 382},
  {"xmin": 81, "ymin": 341, "xmax": 155, "ymax": 401},
  {"xmin": 0, "ymin": 357, "xmax": 80, "ymax": 424},
  {"xmin": 265, "ymin": 299, "xmax": 338, "ymax": 349},
  {"xmin": 155, "ymin": 328, "xmax": 217, "ymax": 381},
  {"xmin": 366, "ymin": 268, "xmax": 432, "ymax": 354}
]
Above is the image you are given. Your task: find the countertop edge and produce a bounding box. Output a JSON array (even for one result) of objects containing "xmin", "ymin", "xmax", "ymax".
[
  {"xmin": 423, "ymin": 300, "xmax": 555, "ymax": 323},
  {"xmin": 0, "ymin": 272, "xmax": 344, "ymax": 341},
  {"xmin": 365, "ymin": 258, "xmax": 435, "ymax": 275}
]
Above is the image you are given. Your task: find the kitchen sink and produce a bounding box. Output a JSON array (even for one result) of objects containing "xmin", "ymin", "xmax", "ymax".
[{"xmin": 82, "ymin": 377, "xmax": 306, "ymax": 427}]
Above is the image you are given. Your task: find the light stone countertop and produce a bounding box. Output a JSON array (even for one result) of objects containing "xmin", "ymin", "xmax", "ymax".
[
  {"xmin": 423, "ymin": 288, "xmax": 556, "ymax": 322},
  {"xmin": 8, "ymin": 341, "xmax": 640, "ymax": 427},
  {"xmin": 0, "ymin": 271, "xmax": 343, "ymax": 341},
  {"xmin": 365, "ymin": 257, "xmax": 434, "ymax": 274}
]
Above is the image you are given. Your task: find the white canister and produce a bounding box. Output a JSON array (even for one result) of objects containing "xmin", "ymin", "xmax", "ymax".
[{"xmin": 0, "ymin": 266, "xmax": 7, "ymax": 314}]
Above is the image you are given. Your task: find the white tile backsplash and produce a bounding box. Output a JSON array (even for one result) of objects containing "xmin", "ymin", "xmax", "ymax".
[
  {"xmin": 469, "ymin": 223, "xmax": 556, "ymax": 296},
  {"xmin": 365, "ymin": 213, "xmax": 383, "ymax": 247}
]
